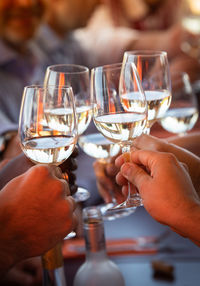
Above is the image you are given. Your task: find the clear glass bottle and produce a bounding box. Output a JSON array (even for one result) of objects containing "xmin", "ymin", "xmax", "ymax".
[{"xmin": 73, "ymin": 207, "xmax": 125, "ymax": 286}]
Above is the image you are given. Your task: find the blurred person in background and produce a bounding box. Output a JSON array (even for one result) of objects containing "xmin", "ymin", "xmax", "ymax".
[
  {"xmin": 35, "ymin": 0, "xmax": 101, "ymax": 67},
  {"xmin": 0, "ymin": 0, "xmax": 47, "ymax": 159},
  {"xmin": 0, "ymin": 0, "xmax": 101, "ymax": 160},
  {"xmin": 74, "ymin": 0, "xmax": 200, "ymax": 81}
]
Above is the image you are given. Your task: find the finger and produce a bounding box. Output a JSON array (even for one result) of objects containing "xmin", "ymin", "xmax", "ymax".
[
  {"xmin": 116, "ymin": 172, "xmax": 128, "ymax": 186},
  {"xmin": 97, "ymin": 181, "xmax": 112, "ymax": 203},
  {"xmin": 120, "ymin": 162, "xmax": 151, "ymax": 191},
  {"xmin": 122, "ymin": 185, "xmax": 128, "ymax": 197},
  {"xmin": 115, "ymin": 154, "xmax": 126, "ymax": 168},
  {"xmin": 130, "ymin": 149, "xmax": 160, "ymax": 171},
  {"xmin": 180, "ymin": 162, "xmax": 189, "ymax": 172},
  {"xmin": 130, "ymin": 145, "xmax": 139, "ymax": 152},
  {"xmin": 93, "ymin": 161, "xmax": 113, "ymax": 190},
  {"xmin": 49, "ymin": 165, "xmax": 63, "ymax": 180},
  {"xmin": 105, "ymin": 162, "xmax": 119, "ymax": 176},
  {"xmin": 133, "ymin": 134, "xmax": 167, "ymax": 152},
  {"xmin": 67, "ymin": 172, "xmax": 76, "ymax": 184},
  {"xmin": 4, "ymin": 268, "xmax": 34, "ymax": 285},
  {"xmin": 60, "ymin": 158, "xmax": 77, "ymax": 172},
  {"xmin": 62, "ymin": 179, "xmax": 71, "ymax": 196},
  {"xmin": 67, "ymin": 196, "xmax": 77, "ymax": 212},
  {"xmin": 132, "ymin": 133, "xmax": 150, "ymax": 149},
  {"xmin": 112, "ymin": 188, "xmax": 126, "ymax": 204},
  {"xmin": 71, "ymin": 213, "xmax": 78, "ymax": 231},
  {"xmin": 69, "ymin": 184, "xmax": 78, "ymax": 196}
]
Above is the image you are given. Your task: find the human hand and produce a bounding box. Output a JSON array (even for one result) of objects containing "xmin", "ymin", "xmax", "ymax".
[
  {"xmin": 0, "ymin": 146, "xmax": 79, "ymax": 195},
  {"xmin": 115, "ymin": 149, "xmax": 200, "ymax": 242},
  {"xmin": 1, "ymin": 257, "xmax": 42, "ymax": 286},
  {"xmin": 0, "ymin": 164, "xmax": 77, "ymax": 274},
  {"xmin": 93, "ymin": 156, "xmax": 125, "ymax": 204},
  {"xmin": 131, "ymin": 134, "xmax": 200, "ymax": 196}
]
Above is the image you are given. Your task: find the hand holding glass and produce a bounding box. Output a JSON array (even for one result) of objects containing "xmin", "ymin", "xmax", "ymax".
[{"xmin": 18, "ymin": 85, "xmax": 77, "ymax": 285}]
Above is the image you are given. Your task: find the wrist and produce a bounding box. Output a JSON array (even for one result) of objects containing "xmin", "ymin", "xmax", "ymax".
[
  {"xmin": 0, "ymin": 192, "xmax": 23, "ymax": 273},
  {"xmin": 172, "ymin": 200, "xmax": 200, "ymax": 244}
]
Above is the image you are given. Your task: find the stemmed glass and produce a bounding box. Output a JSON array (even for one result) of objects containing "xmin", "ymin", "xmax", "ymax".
[
  {"xmin": 181, "ymin": 0, "xmax": 200, "ymax": 59},
  {"xmin": 91, "ymin": 63, "xmax": 147, "ymax": 210},
  {"xmin": 122, "ymin": 51, "xmax": 172, "ymax": 134},
  {"xmin": 78, "ymin": 131, "xmax": 135, "ymax": 219},
  {"xmin": 44, "ymin": 64, "xmax": 91, "ymax": 202},
  {"xmin": 18, "ymin": 85, "xmax": 78, "ymax": 286},
  {"xmin": 160, "ymin": 71, "xmax": 199, "ymax": 136}
]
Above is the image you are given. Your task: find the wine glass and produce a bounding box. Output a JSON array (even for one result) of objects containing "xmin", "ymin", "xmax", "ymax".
[
  {"xmin": 181, "ymin": 0, "xmax": 200, "ymax": 60},
  {"xmin": 18, "ymin": 85, "xmax": 78, "ymax": 286},
  {"xmin": 78, "ymin": 131, "xmax": 135, "ymax": 219},
  {"xmin": 44, "ymin": 64, "xmax": 91, "ymax": 202},
  {"xmin": 122, "ymin": 51, "xmax": 172, "ymax": 134},
  {"xmin": 91, "ymin": 63, "xmax": 147, "ymax": 210},
  {"xmin": 160, "ymin": 71, "xmax": 199, "ymax": 136}
]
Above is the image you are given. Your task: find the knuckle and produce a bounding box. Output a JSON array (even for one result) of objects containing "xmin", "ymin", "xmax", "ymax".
[
  {"xmin": 31, "ymin": 164, "xmax": 50, "ymax": 178},
  {"xmin": 165, "ymin": 152, "xmax": 176, "ymax": 162}
]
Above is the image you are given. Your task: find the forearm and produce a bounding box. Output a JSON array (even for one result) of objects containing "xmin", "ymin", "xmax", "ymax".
[
  {"xmin": 167, "ymin": 142, "xmax": 200, "ymax": 195},
  {"xmin": 168, "ymin": 132, "xmax": 200, "ymax": 157},
  {"xmin": 171, "ymin": 202, "xmax": 200, "ymax": 247},
  {"xmin": 0, "ymin": 203, "xmax": 18, "ymax": 276}
]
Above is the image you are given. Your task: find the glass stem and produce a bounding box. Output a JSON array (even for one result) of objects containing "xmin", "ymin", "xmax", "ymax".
[
  {"xmin": 121, "ymin": 145, "xmax": 143, "ymax": 207},
  {"xmin": 122, "ymin": 145, "xmax": 132, "ymax": 203}
]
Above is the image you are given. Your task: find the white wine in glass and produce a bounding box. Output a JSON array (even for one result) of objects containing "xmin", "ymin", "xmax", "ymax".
[
  {"xmin": 160, "ymin": 72, "xmax": 199, "ymax": 136},
  {"xmin": 121, "ymin": 51, "xmax": 172, "ymax": 133},
  {"xmin": 91, "ymin": 63, "xmax": 147, "ymax": 210},
  {"xmin": 18, "ymin": 85, "xmax": 78, "ymax": 286},
  {"xmin": 44, "ymin": 64, "xmax": 92, "ymax": 202}
]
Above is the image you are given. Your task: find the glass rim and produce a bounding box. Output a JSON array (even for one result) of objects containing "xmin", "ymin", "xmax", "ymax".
[
  {"xmin": 24, "ymin": 84, "xmax": 73, "ymax": 91},
  {"xmin": 91, "ymin": 62, "xmax": 122, "ymax": 73},
  {"xmin": 124, "ymin": 50, "xmax": 167, "ymax": 57},
  {"xmin": 46, "ymin": 63, "xmax": 89, "ymax": 74}
]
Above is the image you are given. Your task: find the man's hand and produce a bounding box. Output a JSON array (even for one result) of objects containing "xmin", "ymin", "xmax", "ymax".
[
  {"xmin": 115, "ymin": 149, "xmax": 200, "ymax": 245},
  {"xmin": 93, "ymin": 156, "xmax": 125, "ymax": 204},
  {"xmin": 0, "ymin": 165, "xmax": 77, "ymax": 275},
  {"xmin": 1, "ymin": 257, "xmax": 42, "ymax": 286},
  {"xmin": 131, "ymin": 134, "xmax": 200, "ymax": 195},
  {"xmin": 0, "ymin": 146, "xmax": 79, "ymax": 195}
]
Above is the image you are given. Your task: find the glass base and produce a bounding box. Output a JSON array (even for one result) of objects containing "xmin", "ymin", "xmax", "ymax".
[
  {"xmin": 98, "ymin": 202, "xmax": 136, "ymax": 221},
  {"xmin": 107, "ymin": 195, "xmax": 143, "ymax": 211},
  {"xmin": 73, "ymin": 187, "xmax": 90, "ymax": 202}
]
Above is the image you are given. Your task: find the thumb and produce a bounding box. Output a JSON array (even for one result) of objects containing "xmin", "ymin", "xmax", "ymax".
[{"xmin": 120, "ymin": 162, "xmax": 151, "ymax": 191}]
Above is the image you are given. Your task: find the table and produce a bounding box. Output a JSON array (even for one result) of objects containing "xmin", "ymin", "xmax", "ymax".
[{"xmin": 64, "ymin": 207, "xmax": 200, "ymax": 285}]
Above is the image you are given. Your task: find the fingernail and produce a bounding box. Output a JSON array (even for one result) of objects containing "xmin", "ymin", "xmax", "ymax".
[{"xmin": 121, "ymin": 163, "xmax": 131, "ymax": 177}]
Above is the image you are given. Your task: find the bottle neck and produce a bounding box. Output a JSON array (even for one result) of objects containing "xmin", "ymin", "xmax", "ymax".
[{"xmin": 84, "ymin": 219, "xmax": 107, "ymax": 256}]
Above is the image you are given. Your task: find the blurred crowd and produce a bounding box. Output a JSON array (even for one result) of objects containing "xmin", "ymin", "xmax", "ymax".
[
  {"xmin": 1, "ymin": 0, "xmax": 200, "ymax": 285},
  {"xmin": 0, "ymin": 0, "xmax": 200, "ymax": 156},
  {"xmin": 0, "ymin": 0, "xmax": 200, "ymax": 151}
]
